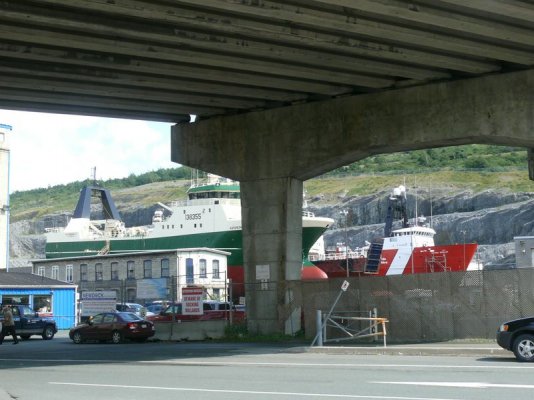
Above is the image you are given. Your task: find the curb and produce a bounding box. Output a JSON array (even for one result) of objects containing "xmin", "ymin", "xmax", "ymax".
[{"xmin": 296, "ymin": 345, "xmax": 508, "ymax": 357}]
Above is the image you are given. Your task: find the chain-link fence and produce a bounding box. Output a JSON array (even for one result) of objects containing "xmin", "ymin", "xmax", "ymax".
[{"xmin": 302, "ymin": 268, "xmax": 534, "ymax": 342}]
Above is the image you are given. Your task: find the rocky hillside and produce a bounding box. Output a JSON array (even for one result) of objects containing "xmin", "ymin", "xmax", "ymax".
[
  {"xmin": 9, "ymin": 171, "xmax": 534, "ymax": 269},
  {"xmin": 307, "ymin": 186, "xmax": 534, "ymax": 268}
]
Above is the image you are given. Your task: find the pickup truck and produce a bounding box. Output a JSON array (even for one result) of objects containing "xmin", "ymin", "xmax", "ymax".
[
  {"xmin": 0, "ymin": 304, "xmax": 58, "ymax": 340},
  {"xmin": 147, "ymin": 302, "xmax": 245, "ymax": 324}
]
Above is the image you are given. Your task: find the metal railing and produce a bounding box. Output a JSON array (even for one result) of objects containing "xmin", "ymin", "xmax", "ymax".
[{"xmin": 313, "ymin": 309, "xmax": 388, "ymax": 347}]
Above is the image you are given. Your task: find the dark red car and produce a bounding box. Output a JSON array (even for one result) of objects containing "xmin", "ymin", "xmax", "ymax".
[{"xmin": 69, "ymin": 312, "xmax": 155, "ymax": 344}]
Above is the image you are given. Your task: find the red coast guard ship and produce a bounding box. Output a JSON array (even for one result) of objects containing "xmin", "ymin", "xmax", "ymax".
[{"xmin": 309, "ymin": 185, "xmax": 480, "ymax": 277}]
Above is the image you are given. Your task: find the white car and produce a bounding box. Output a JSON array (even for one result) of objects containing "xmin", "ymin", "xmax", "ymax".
[{"xmin": 115, "ymin": 303, "xmax": 155, "ymax": 318}]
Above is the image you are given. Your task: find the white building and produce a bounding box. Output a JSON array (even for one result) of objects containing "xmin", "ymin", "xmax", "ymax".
[
  {"xmin": 0, "ymin": 124, "xmax": 12, "ymax": 270},
  {"xmin": 31, "ymin": 248, "xmax": 231, "ymax": 304}
]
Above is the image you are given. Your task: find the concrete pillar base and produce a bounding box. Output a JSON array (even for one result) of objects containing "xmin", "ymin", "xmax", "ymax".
[{"xmin": 241, "ymin": 177, "xmax": 303, "ymax": 335}]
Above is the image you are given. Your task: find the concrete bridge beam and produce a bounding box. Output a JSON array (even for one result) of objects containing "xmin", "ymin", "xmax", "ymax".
[{"xmin": 172, "ymin": 69, "xmax": 534, "ymax": 182}]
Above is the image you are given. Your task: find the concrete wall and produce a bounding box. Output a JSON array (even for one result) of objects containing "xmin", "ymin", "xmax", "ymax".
[
  {"xmin": 153, "ymin": 320, "xmax": 228, "ymax": 341},
  {"xmin": 302, "ymin": 268, "xmax": 534, "ymax": 342}
]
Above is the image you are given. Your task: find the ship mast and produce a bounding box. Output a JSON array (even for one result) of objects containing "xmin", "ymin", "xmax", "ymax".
[{"xmin": 91, "ymin": 166, "xmax": 97, "ymax": 186}]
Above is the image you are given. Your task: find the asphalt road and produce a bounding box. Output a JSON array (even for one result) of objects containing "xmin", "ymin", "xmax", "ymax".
[{"xmin": 1, "ymin": 334, "xmax": 533, "ymax": 400}]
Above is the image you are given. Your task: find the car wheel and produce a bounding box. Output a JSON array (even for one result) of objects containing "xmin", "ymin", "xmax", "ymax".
[
  {"xmin": 72, "ymin": 331, "xmax": 83, "ymax": 344},
  {"xmin": 513, "ymin": 334, "xmax": 534, "ymax": 362},
  {"xmin": 42, "ymin": 326, "xmax": 55, "ymax": 340},
  {"xmin": 111, "ymin": 331, "xmax": 122, "ymax": 344},
  {"xmin": 20, "ymin": 335, "xmax": 32, "ymax": 340}
]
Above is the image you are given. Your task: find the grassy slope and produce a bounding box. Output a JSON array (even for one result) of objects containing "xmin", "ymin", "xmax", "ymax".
[
  {"xmin": 10, "ymin": 170, "xmax": 534, "ymax": 222},
  {"xmin": 9, "ymin": 144, "xmax": 534, "ymax": 221},
  {"xmin": 305, "ymin": 170, "xmax": 534, "ymax": 203},
  {"xmin": 10, "ymin": 180, "xmax": 191, "ymax": 222}
]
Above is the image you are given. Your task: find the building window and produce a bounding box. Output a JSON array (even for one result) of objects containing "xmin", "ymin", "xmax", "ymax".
[
  {"xmin": 127, "ymin": 288, "xmax": 136, "ymax": 302},
  {"xmin": 95, "ymin": 263, "xmax": 103, "ymax": 281},
  {"xmin": 37, "ymin": 266, "xmax": 45, "ymax": 277},
  {"xmin": 186, "ymin": 258, "xmax": 194, "ymax": 284},
  {"xmin": 66, "ymin": 265, "xmax": 73, "ymax": 282},
  {"xmin": 51, "ymin": 265, "xmax": 59, "ymax": 280},
  {"xmin": 213, "ymin": 288, "xmax": 221, "ymax": 300},
  {"xmin": 161, "ymin": 258, "xmax": 169, "ymax": 278},
  {"xmin": 199, "ymin": 259, "xmax": 207, "ymax": 278},
  {"xmin": 111, "ymin": 262, "xmax": 119, "ymax": 281},
  {"xmin": 127, "ymin": 261, "xmax": 135, "ymax": 280},
  {"xmin": 143, "ymin": 260, "xmax": 152, "ymax": 278},
  {"xmin": 212, "ymin": 260, "xmax": 220, "ymax": 279},
  {"xmin": 34, "ymin": 295, "xmax": 51, "ymax": 313},
  {"xmin": 80, "ymin": 264, "xmax": 87, "ymax": 281}
]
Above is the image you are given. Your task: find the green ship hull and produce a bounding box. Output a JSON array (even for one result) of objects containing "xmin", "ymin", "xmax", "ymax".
[{"xmin": 45, "ymin": 226, "xmax": 327, "ymax": 267}]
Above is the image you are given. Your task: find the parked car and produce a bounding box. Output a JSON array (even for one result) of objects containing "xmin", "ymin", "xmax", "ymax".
[
  {"xmin": 496, "ymin": 316, "xmax": 534, "ymax": 361},
  {"xmin": 115, "ymin": 303, "xmax": 155, "ymax": 318},
  {"xmin": 146, "ymin": 303, "xmax": 164, "ymax": 314},
  {"xmin": 0, "ymin": 304, "xmax": 57, "ymax": 340},
  {"xmin": 69, "ymin": 312, "xmax": 155, "ymax": 344},
  {"xmin": 203, "ymin": 300, "xmax": 235, "ymax": 311},
  {"xmin": 144, "ymin": 300, "xmax": 171, "ymax": 315}
]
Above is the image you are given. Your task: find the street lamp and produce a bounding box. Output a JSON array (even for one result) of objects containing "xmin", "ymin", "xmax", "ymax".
[{"xmin": 340, "ymin": 210, "xmax": 349, "ymax": 277}]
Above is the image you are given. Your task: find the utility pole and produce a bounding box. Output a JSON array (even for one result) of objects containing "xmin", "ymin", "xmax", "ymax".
[
  {"xmin": 340, "ymin": 210, "xmax": 349, "ymax": 277},
  {"xmin": 0, "ymin": 123, "xmax": 13, "ymax": 271}
]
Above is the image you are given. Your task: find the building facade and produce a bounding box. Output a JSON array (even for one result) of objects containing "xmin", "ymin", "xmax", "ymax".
[
  {"xmin": 0, "ymin": 123, "xmax": 12, "ymax": 270},
  {"xmin": 32, "ymin": 248, "xmax": 230, "ymax": 305}
]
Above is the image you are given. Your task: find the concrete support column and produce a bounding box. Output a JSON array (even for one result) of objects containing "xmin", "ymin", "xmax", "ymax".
[
  {"xmin": 528, "ymin": 149, "xmax": 534, "ymax": 181},
  {"xmin": 241, "ymin": 177, "xmax": 303, "ymax": 335}
]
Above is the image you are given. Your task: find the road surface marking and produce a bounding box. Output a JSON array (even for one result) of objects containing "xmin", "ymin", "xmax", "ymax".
[
  {"xmin": 375, "ymin": 381, "xmax": 534, "ymax": 389},
  {"xmin": 48, "ymin": 382, "xmax": 464, "ymax": 400}
]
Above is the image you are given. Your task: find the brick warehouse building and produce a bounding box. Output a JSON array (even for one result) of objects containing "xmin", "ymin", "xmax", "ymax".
[{"xmin": 31, "ymin": 248, "xmax": 231, "ymax": 306}]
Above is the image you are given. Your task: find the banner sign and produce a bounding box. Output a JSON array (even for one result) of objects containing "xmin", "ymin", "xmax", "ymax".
[
  {"xmin": 80, "ymin": 291, "xmax": 116, "ymax": 316},
  {"xmin": 181, "ymin": 287, "xmax": 203, "ymax": 315},
  {"xmin": 137, "ymin": 278, "xmax": 167, "ymax": 299}
]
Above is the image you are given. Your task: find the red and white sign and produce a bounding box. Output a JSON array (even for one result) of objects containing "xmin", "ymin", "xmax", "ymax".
[{"xmin": 181, "ymin": 287, "xmax": 203, "ymax": 315}]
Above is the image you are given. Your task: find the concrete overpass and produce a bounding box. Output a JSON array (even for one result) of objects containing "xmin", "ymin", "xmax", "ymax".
[{"xmin": 2, "ymin": 0, "xmax": 534, "ymax": 334}]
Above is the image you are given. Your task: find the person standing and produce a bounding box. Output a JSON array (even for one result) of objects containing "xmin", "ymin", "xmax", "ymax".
[{"xmin": 0, "ymin": 305, "xmax": 19, "ymax": 345}]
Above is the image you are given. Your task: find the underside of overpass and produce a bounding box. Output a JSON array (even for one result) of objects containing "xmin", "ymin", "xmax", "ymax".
[{"xmin": 1, "ymin": 1, "xmax": 534, "ymax": 334}]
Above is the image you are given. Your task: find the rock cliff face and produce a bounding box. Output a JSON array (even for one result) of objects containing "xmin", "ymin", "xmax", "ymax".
[{"xmin": 9, "ymin": 187, "xmax": 531, "ymax": 268}]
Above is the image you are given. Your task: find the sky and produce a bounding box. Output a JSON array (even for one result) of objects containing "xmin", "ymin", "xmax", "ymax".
[{"xmin": 0, "ymin": 109, "xmax": 177, "ymax": 193}]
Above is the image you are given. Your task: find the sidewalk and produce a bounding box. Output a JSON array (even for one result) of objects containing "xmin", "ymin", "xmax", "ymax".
[
  {"xmin": 55, "ymin": 329, "xmax": 507, "ymax": 357},
  {"xmin": 302, "ymin": 340, "xmax": 507, "ymax": 357}
]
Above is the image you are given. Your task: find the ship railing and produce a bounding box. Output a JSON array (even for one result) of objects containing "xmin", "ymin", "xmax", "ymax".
[
  {"xmin": 190, "ymin": 198, "xmax": 240, "ymax": 206},
  {"xmin": 309, "ymin": 250, "xmax": 367, "ymax": 262},
  {"xmin": 190, "ymin": 179, "xmax": 239, "ymax": 189},
  {"xmin": 302, "ymin": 210, "xmax": 316, "ymax": 218},
  {"xmin": 169, "ymin": 200, "xmax": 187, "ymax": 207}
]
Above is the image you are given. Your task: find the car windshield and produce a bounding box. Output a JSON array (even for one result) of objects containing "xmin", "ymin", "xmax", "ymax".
[{"xmin": 119, "ymin": 312, "xmax": 143, "ymax": 322}]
